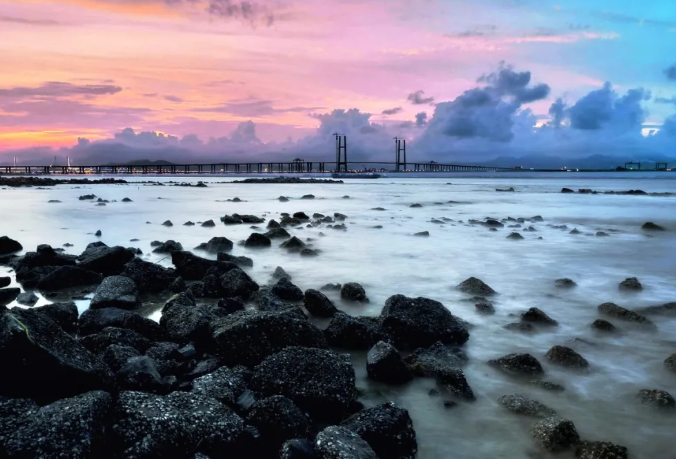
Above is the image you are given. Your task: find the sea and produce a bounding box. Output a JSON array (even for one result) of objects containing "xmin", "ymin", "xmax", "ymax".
[{"xmin": 1, "ymin": 171, "xmax": 675, "ymax": 459}]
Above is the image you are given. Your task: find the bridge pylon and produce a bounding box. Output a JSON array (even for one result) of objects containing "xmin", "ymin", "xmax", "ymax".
[
  {"xmin": 394, "ymin": 137, "xmax": 407, "ymax": 172},
  {"xmin": 333, "ymin": 133, "xmax": 347, "ymax": 172}
]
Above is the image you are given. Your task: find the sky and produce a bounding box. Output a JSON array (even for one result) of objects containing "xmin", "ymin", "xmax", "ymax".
[{"xmin": 1, "ymin": 0, "xmax": 676, "ymax": 165}]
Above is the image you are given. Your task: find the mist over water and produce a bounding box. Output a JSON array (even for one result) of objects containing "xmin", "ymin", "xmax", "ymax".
[{"xmin": 2, "ymin": 172, "xmax": 675, "ymax": 459}]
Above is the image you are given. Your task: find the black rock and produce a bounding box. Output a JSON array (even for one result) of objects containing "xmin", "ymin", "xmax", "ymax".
[
  {"xmin": 0, "ymin": 236, "xmax": 23, "ymax": 255},
  {"xmin": 220, "ymin": 268, "xmax": 259, "ymax": 299},
  {"xmin": 101, "ymin": 344, "xmax": 140, "ymax": 372},
  {"xmin": 78, "ymin": 245, "xmax": 136, "ymax": 276},
  {"xmin": 246, "ymin": 395, "xmax": 310, "ymax": 451},
  {"xmin": 251, "ymin": 347, "xmax": 355, "ymax": 421},
  {"xmin": 0, "ymin": 287, "xmax": 20, "ymax": 306},
  {"xmin": 79, "ymin": 194, "xmax": 96, "ymax": 200},
  {"xmin": 545, "ymin": 345, "xmax": 589, "ymax": 369},
  {"xmin": 504, "ymin": 322, "xmax": 535, "ymax": 332},
  {"xmin": 272, "ymin": 277, "xmax": 304, "ymax": 301},
  {"xmin": 89, "ymin": 275, "xmax": 140, "ymax": 310},
  {"xmin": 218, "ymin": 297, "xmax": 246, "ymax": 314},
  {"xmin": 530, "ymin": 416, "xmax": 580, "ymax": 452},
  {"xmin": 294, "ymin": 212, "xmax": 310, "ymax": 220},
  {"xmin": 79, "ymin": 327, "xmax": 152, "ymax": 355},
  {"xmin": 168, "ymin": 276, "xmax": 187, "ymax": 293},
  {"xmin": 196, "ymin": 237, "xmax": 234, "ymax": 253},
  {"xmin": 596, "ymin": 231, "xmax": 609, "ymax": 237},
  {"xmin": 555, "ymin": 278, "xmax": 577, "ymax": 288},
  {"xmin": 413, "ymin": 231, "xmax": 429, "ymax": 237},
  {"xmin": 341, "ymin": 402, "xmax": 417, "ymax": 459},
  {"xmin": 619, "ymin": 277, "xmax": 642, "ymax": 291},
  {"xmin": 15, "ymin": 291, "xmax": 38, "ymax": 306},
  {"xmin": 315, "ymin": 426, "xmax": 377, "ymax": 459},
  {"xmin": 341, "ymin": 282, "xmax": 367, "ymax": 302},
  {"xmin": 112, "ymin": 391, "xmax": 245, "ymax": 458},
  {"xmin": 457, "ymin": 277, "xmax": 496, "ymax": 296},
  {"xmin": 171, "ymin": 251, "xmax": 220, "ymax": 280},
  {"xmin": 591, "ymin": 319, "xmax": 617, "ymax": 332},
  {"xmin": 497, "ymin": 394, "xmax": 557, "ymax": 418},
  {"xmin": 34, "ymin": 266, "xmax": 103, "ymax": 291},
  {"xmin": 192, "ymin": 366, "xmax": 249, "ymax": 407},
  {"xmin": 79, "ymin": 307, "xmax": 164, "ymax": 341},
  {"xmin": 281, "ymin": 236, "xmax": 306, "ymax": 251},
  {"xmin": 160, "ymin": 298, "xmax": 218, "ymax": 348},
  {"xmin": 201, "ymin": 219, "xmax": 216, "ymax": 227},
  {"xmin": 217, "ymin": 252, "xmax": 254, "ymax": 268},
  {"xmin": 325, "ymin": 313, "xmax": 389, "ymax": 350},
  {"xmin": 117, "ymin": 355, "xmax": 173, "ymax": 394},
  {"xmin": 303, "ymin": 289, "xmax": 338, "ymax": 317},
  {"xmin": 212, "ymin": 310, "xmax": 328, "ymax": 367},
  {"xmin": 152, "ymin": 240, "xmax": 184, "ymax": 254},
  {"xmin": 521, "ymin": 307, "xmax": 559, "ymax": 326},
  {"xmin": 531, "ymin": 380, "xmax": 565, "ymax": 392},
  {"xmin": 0, "ymin": 390, "xmax": 112, "ymax": 459},
  {"xmin": 403, "ymin": 342, "xmax": 473, "ymax": 400},
  {"xmin": 642, "ymin": 222, "xmax": 665, "ymax": 231},
  {"xmin": 34, "ymin": 301, "xmax": 78, "ymax": 334},
  {"xmin": 280, "ymin": 439, "xmax": 317, "ymax": 459},
  {"xmin": 145, "ymin": 342, "xmax": 183, "ymax": 376},
  {"xmin": 162, "ymin": 220, "xmax": 173, "ymax": 227},
  {"xmin": 366, "ymin": 341, "xmax": 412, "ymax": 384},
  {"xmin": 380, "ymin": 295, "xmax": 469, "ymax": 349},
  {"xmin": 321, "ymin": 283, "xmax": 342, "ymax": 292},
  {"xmin": 0, "ymin": 276, "xmax": 10, "ymax": 288},
  {"xmin": 273, "ymin": 266, "xmax": 292, "ymax": 280},
  {"xmin": 597, "ymin": 302, "xmax": 654, "ymax": 327},
  {"xmin": 301, "ymin": 194, "xmax": 315, "ymax": 200},
  {"xmin": 636, "ymin": 389, "xmax": 675, "ymax": 411},
  {"xmin": 507, "ymin": 232, "xmax": 524, "ymax": 240},
  {"xmin": 664, "ymin": 354, "xmax": 676, "ymax": 371},
  {"xmin": 184, "ymin": 221, "xmax": 195, "ymax": 226},
  {"xmin": 561, "ymin": 188, "xmax": 574, "ymax": 193},
  {"xmin": 575, "ymin": 441, "xmax": 629, "ymax": 459},
  {"xmin": 488, "ymin": 353, "xmax": 545, "ymax": 376},
  {"xmin": 475, "ymin": 302, "xmax": 495, "ymax": 314},
  {"xmin": 0, "ymin": 308, "xmax": 113, "ymax": 403},
  {"xmin": 249, "ymin": 286, "xmax": 285, "ymax": 311},
  {"xmin": 245, "ymin": 233, "xmax": 272, "ymax": 248},
  {"xmin": 300, "ymin": 248, "xmax": 319, "ymax": 257}
]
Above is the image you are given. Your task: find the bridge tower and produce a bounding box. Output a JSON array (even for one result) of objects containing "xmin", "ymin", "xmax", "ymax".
[
  {"xmin": 394, "ymin": 137, "xmax": 407, "ymax": 171},
  {"xmin": 333, "ymin": 133, "xmax": 347, "ymax": 172}
]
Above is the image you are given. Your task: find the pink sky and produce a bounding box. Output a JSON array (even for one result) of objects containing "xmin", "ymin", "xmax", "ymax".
[{"xmin": 0, "ymin": 0, "xmax": 672, "ymax": 153}]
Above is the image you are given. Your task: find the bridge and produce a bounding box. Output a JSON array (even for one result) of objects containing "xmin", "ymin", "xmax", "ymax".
[{"xmin": 0, "ymin": 135, "xmax": 509, "ymax": 175}]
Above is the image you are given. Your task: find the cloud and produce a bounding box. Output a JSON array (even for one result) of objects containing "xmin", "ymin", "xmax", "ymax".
[
  {"xmin": 196, "ymin": 98, "xmax": 323, "ymax": 117},
  {"xmin": 407, "ymin": 90, "xmax": 434, "ymax": 105},
  {"xmin": 666, "ymin": 63, "xmax": 676, "ymax": 81},
  {"xmin": 655, "ymin": 96, "xmax": 676, "ymax": 106},
  {"xmin": 548, "ymin": 98, "xmax": 566, "ymax": 127},
  {"xmin": 0, "ymin": 81, "xmax": 122, "ymax": 99},
  {"xmin": 415, "ymin": 112, "xmax": 427, "ymax": 127},
  {"xmin": 0, "ymin": 15, "xmax": 62, "ymax": 26},
  {"xmin": 381, "ymin": 107, "xmax": 402, "ymax": 115},
  {"xmin": 164, "ymin": 95, "xmax": 184, "ymax": 103},
  {"xmin": 568, "ymin": 83, "xmax": 649, "ymax": 131},
  {"xmin": 206, "ymin": 0, "xmax": 275, "ymax": 26}
]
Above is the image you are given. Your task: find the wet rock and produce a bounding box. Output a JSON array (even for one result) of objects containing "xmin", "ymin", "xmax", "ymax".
[
  {"xmin": 78, "ymin": 245, "xmax": 136, "ymax": 275},
  {"xmin": 79, "ymin": 327, "xmax": 151, "ymax": 355},
  {"xmin": 665, "ymin": 354, "xmax": 676, "ymax": 371},
  {"xmin": 507, "ymin": 232, "xmax": 525, "ymax": 240},
  {"xmin": 0, "ymin": 390, "xmax": 112, "ymax": 459},
  {"xmin": 151, "ymin": 240, "xmax": 184, "ymax": 254},
  {"xmin": 245, "ymin": 233, "xmax": 272, "ymax": 248},
  {"xmin": 15, "ymin": 291, "xmax": 39, "ymax": 306},
  {"xmin": 341, "ymin": 402, "xmax": 417, "ymax": 459},
  {"xmin": 561, "ymin": 188, "xmax": 574, "ymax": 193},
  {"xmin": 281, "ymin": 236, "xmax": 306, "ymax": 252},
  {"xmin": 195, "ymin": 237, "xmax": 234, "ymax": 254},
  {"xmin": 266, "ymin": 227, "xmax": 292, "ymax": 239},
  {"xmin": 575, "ymin": 441, "xmax": 629, "ymax": 459},
  {"xmin": 79, "ymin": 307, "xmax": 164, "ymax": 340},
  {"xmin": 413, "ymin": 231, "xmax": 430, "ymax": 237},
  {"xmin": 250, "ymin": 286, "xmax": 285, "ymax": 311},
  {"xmin": 246, "ymin": 395, "xmax": 310, "ymax": 451},
  {"xmin": 475, "ymin": 302, "xmax": 495, "ymax": 314},
  {"xmin": 504, "ymin": 322, "xmax": 535, "ymax": 332},
  {"xmin": 272, "ymin": 277, "xmax": 304, "ymax": 301},
  {"xmin": 89, "ymin": 275, "xmax": 140, "ymax": 310},
  {"xmin": 300, "ymin": 248, "xmax": 319, "ymax": 257},
  {"xmin": 403, "ymin": 342, "xmax": 473, "ymax": 400},
  {"xmin": 636, "ymin": 389, "xmax": 675, "ymax": 410},
  {"xmin": 34, "ymin": 266, "xmax": 103, "ymax": 291},
  {"xmin": 162, "ymin": 220, "xmax": 173, "ymax": 227},
  {"xmin": 273, "ymin": 266, "xmax": 292, "ymax": 280},
  {"xmin": 303, "ymin": 289, "xmax": 338, "ymax": 317},
  {"xmin": 531, "ymin": 380, "xmax": 565, "ymax": 392},
  {"xmin": 301, "ymin": 194, "xmax": 315, "ymax": 200},
  {"xmin": 321, "ymin": 283, "xmax": 342, "ymax": 292},
  {"xmin": 570, "ymin": 228, "xmax": 581, "ymax": 234},
  {"xmin": 217, "ymin": 297, "xmax": 246, "ymax": 315},
  {"xmin": 380, "ymin": 295, "xmax": 469, "ymax": 348},
  {"xmin": 293, "ymin": 212, "xmax": 310, "ymax": 220},
  {"xmin": 184, "ymin": 221, "xmax": 195, "ymax": 226},
  {"xmin": 597, "ymin": 302, "xmax": 654, "ymax": 327},
  {"xmin": 0, "ymin": 308, "xmax": 113, "ymax": 403},
  {"xmin": 79, "ymin": 194, "xmax": 96, "ymax": 200},
  {"xmin": 212, "ymin": 310, "xmax": 328, "ymax": 367},
  {"xmin": 168, "ymin": 276, "xmax": 187, "ymax": 293},
  {"xmin": 220, "ymin": 268, "xmax": 259, "ymax": 299},
  {"xmin": 120, "ymin": 257, "xmax": 177, "ymax": 293},
  {"xmin": 341, "ymin": 282, "xmax": 367, "ymax": 302},
  {"xmin": 145, "ymin": 341, "xmax": 183, "ymax": 375},
  {"xmin": 619, "ymin": 277, "xmax": 642, "ymax": 291},
  {"xmin": 0, "ymin": 236, "xmax": 23, "ymax": 255},
  {"xmin": 112, "ymin": 391, "xmax": 245, "ymax": 459},
  {"xmin": 484, "ymin": 219, "xmax": 504, "ymax": 228},
  {"xmin": 0, "ymin": 276, "xmax": 10, "ymax": 288},
  {"xmin": 315, "ymin": 426, "xmax": 377, "ymax": 459},
  {"xmin": 530, "ymin": 416, "xmax": 580, "ymax": 452},
  {"xmin": 222, "ymin": 214, "xmax": 243, "ymax": 224},
  {"xmin": 201, "ymin": 219, "xmax": 216, "ymax": 227},
  {"xmin": 522, "ymin": 308, "xmax": 559, "ymax": 326},
  {"xmin": 0, "ymin": 287, "xmax": 20, "ymax": 305},
  {"xmin": 457, "ymin": 277, "xmax": 496, "ymax": 296},
  {"xmin": 160, "ymin": 300, "xmax": 218, "ymax": 348},
  {"xmin": 191, "ymin": 366, "xmax": 249, "ymax": 407},
  {"xmin": 251, "ymin": 347, "xmax": 355, "ymax": 421},
  {"xmin": 170, "ymin": 251, "xmax": 220, "ymax": 280},
  {"xmin": 591, "ymin": 319, "xmax": 617, "ymax": 333},
  {"xmin": 596, "ymin": 231, "xmax": 609, "ymax": 237},
  {"xmin": 117, "ymin": 355, "xmax": 172, "ymax": 394},
  {"xmin": 545, "ymin": 345, "xmax": 590, "ymax": 369},
  {"xmin": 268, "ymin": 219, "xmax": 281, "ymax": 229},
  {"xmin": 488, "ymin": 353, "xmax": 545, "ymax": 376},
  {"xmin": 325, "ymin": 312, "xmax": 389, "ymax": 350},
  {"xmin": 642, "ymin": 222, "xmax": 664, "ymax": 231},
  {"xmin": 497, "ymin": 394, "xmax": 557, "ymax": 418},
  {"xmin": 555, "ymin": 278, "xmax": 577, "ymax": 288},
  {"xmin": 95, "ymin": 230, "xmax": 102, "ymax": 235},
  {"xmin": 366, "ymin": 341, "xmax": 412, "ymax": 384},
  {"xmin": 216, "ymin": 252, "xmax": 254, "ymax": 268},
  {"xmin": 34, "ymin": 301, "xmax": 78, "ymax": 334},
  {"xmin": 280, "ymin": 438, "xmax": 317, "ymax": 459},
  {"xmin": 101, "ymin": 344, "xmax": 140, "ymax": 372}
]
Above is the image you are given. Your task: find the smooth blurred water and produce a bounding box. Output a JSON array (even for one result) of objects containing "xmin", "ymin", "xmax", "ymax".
[{"xmin": 1, "ymin": 173, "xmax": 675, "ymax": 458}]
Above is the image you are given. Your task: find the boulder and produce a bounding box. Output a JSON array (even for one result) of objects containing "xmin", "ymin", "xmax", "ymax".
[
  {"xmin": 272, "ymin": 277, "xmax": 304, "ymax": 301},
  {"xmin": 0, "ymin": 287, "xmax": 20, "ymax": 306},
  {"xmin": 315, "ymin": 426, "xmax": 377, "ymax": 459},
  {"xmin": 79, "ymin": 307, "xmax": 164, "ymax": 340},
  {"xmin": 545, "ymin": 345, "xmax": 589, "ymax": 369},
  {"xmin": 161, "ymin": 301, "xmax": 219, "ymax": 349},
  {"xmin": 300, "ymin": 248, "xmax": 318, "ymax": 257},
  {"xmin": 250, "ymin": 286, "xmax": 285, "ymax": 311},
  {"xmin": 34, "ymin": 301, "xmax": 78, "ymax": 334},
  {"xmin": 162, "ymin": 220, "xmax": 173, "ymax": 227},
  {"xmin": 245, "ymin": 233, "xmax": 272, "ymax": 248},
  {"xmin": 413, "ymin": 231, "xmax": 429, "ymax": 237},
  {"xmin": 201, "ymin": 219, "xmax": 216, "ymax": 227},
  {"xmin": 171, "ymin": 251, "xmax": 220, "ymax": 280},
  {"xmin": 403, "ymin": 341, "xmax": 467, "ymax": 375},
  {"xmin": 665, "ymin": 354, "xmax": 676, "ymax": 371},
  {"xmin": 117, "ymin": 356, "xmax": 173, "ymax": 394},
  {"xmin": 0, "ymin": 236, "xmax": 22, "ymax": 255},
  {"xmin": 591, "ymin": 319, "xmax": 617, "ymax": 333},
  {"xmin": 488, "ymin": 353, "xmax": 545, "ymax": 376},
  {"xmin": 251, "ymin": 347, "xmax": 355, "ymax": 421},
  {"xmin": 217, "ymin": 252, "xmax": 254, "ymax": 268},
  {"xmin": 280, "ymin": 439, "xmax": 316, "ymax": 459},
  {"xmin": 145, "ymin": 342, "xmax": 184, "ymax": 376},
  {"xmin": 79, "ymin": 327, "xmax": 152, "ymax": 355},
  {"xmin": 456, "ymin": 277, "xmax": 496, "ymax": 296},
  {"xmin": 151, "ymin": 240, "xmax": 184, "ymax": 254},
  {"xmin": 555, "ymin": 278, "xmax": 577, "ymax": 288},
  {"xmin": 268, "ymin": 219, "xmax": 281, "ymax": 228},
  {"xmin": 101, "ymin": 344, "xmax": 140, "ymax": 372},
  {"xmin": 281, "ymin": 236, "xmax": 306, "ymax": 251},
  {"xmin": 0, "ymin": 276, "xmax": 9, "ymax": 288},
  {"xmin": 77, "ymin": 245, "xmax": 136, "ymax": 275},
  {"xmin": 212, "ymin": 310, "xmax": 328, "ymax": 367},
  {"xmin": 195, "ymin": 237, "xmax": 234, "ymax": 254},
  {"xmin": 303, "ymin": 289, "xmax": 338, "ymax": 317},
  {"xmin": 0, "ymin": 391, "xmax": 112, "ymax": 459},
  {"xmin": 246, "ymin": 396, "xmax": 310, "ymax": 451},
  {"xmin": 321, "ymin": 283, "xmax": 342, "ymax": 292},
  {"xmin": 497, "ymin": 394, "xmax": 557, "ymax": 418},
  {"xmin": 530, "ymin": 416, "xmax": 580, "ymax": 452},
  {"xmin": 112, "ymin": 391, "xmax": 245, "ymax": 459},
  {"xmin": 121, "ymin": 257, "xmax": 177, "ymax": 293},
  {"xmin": 379, "ymin": 295, "xmax": 469, "ymax": 349},
  {"xmin": 293, "ymin": 212, "xmax": 310, "ymax": 220},
  {"xmin": 341, "ymin": 282, "xmax": 367, "ymax": 302},
  {"xmin": 191, "ymin": 366, "xmax": 249, "ymax": 407},
  {"xmin": 35, "ymin": 266, "xmax": 103, "ymax": 291},
  {"xmin": 636, "ymin": 389, "xmax": 675, "ymax": 410},
  {"xmin": 217, "ymin": 297, "xmax": 246, "ymax": 315},
  {"xmin": 301, "ymin": 194, "xmax": 314, "ymax": 200},
  {"xmin": 366, "ymin": 341, "xmax": 412, "ymax": 384},
  {"xmin": 0, "ymin": 308, "xmax": 113, "ymax": 403},
  {"xmin": 341, "ymin": 402, "xmax": 417, "ymax": 459},
  {"xmin": 561, "ymin": 188, "xmax": 574, "ymax": 193},
  {"xmin": 521, "ymin": 308, "xmax": 559, "ymax": 326},
  {"xmin": 504, "ymin": 322, "xmax": 535, "ymax": 332},
  {"xmin": 273, "ymin": 266, "xmax": 292, "ymax": 280},
  {"xmin": 575, "ymin": 441, "xmax": 629, "ymax": 459},
  {"xmin": 597, "ymin": 303, "xmax": 654, "ymax": 327},
  {"xmin": 642, "ymin": 222, "xmax": 665, "ymax": 231},
  {"xmin": 475, "ymin": 302, "xmax": 495, "ymax": 314},
  {"xmin": 619, "ymin": 277, "xmax": 642, "ymax": 291},
  {"xmin": 220, "ymin": 268, "xmax": 259, "ymax": 299},
  {"xmin": 89, "ymin": 275, "xmax": 140, "ymax": 310},
  {"xmin": 507, "ymin": 232, "xmax": 524, "ymax": 240},
  {"xmin": 15, "ymin": 291, "xmax": 38, "ymax": 306},
  {"xmin": 325, "ymin": 313, "xmax": 389, "ymax": 350}
]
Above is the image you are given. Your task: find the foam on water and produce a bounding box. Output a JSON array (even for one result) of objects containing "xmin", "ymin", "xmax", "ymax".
[{"xmin": 1, "ymin": 173, "xmax": 675, "ymax": 458}]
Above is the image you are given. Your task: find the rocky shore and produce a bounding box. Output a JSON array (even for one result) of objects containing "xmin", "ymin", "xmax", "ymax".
[
  {"xmin": 231, "ymin": 177, "xmax": 344, "ymax": 184},
  {"xmin": 0, "ymin": 177, "xmax": 129, "ymax": 187}
]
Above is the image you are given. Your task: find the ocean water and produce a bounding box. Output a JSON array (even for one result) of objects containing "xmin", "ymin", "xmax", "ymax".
[{"xmin": 1, "ymin": 172, "xmax": 675, "ymax": 458}]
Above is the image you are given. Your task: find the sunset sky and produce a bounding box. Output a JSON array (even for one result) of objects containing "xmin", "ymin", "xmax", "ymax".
[{"xmin": 1, "ymin": 0, "xmax": 675, "ymax": 163}]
